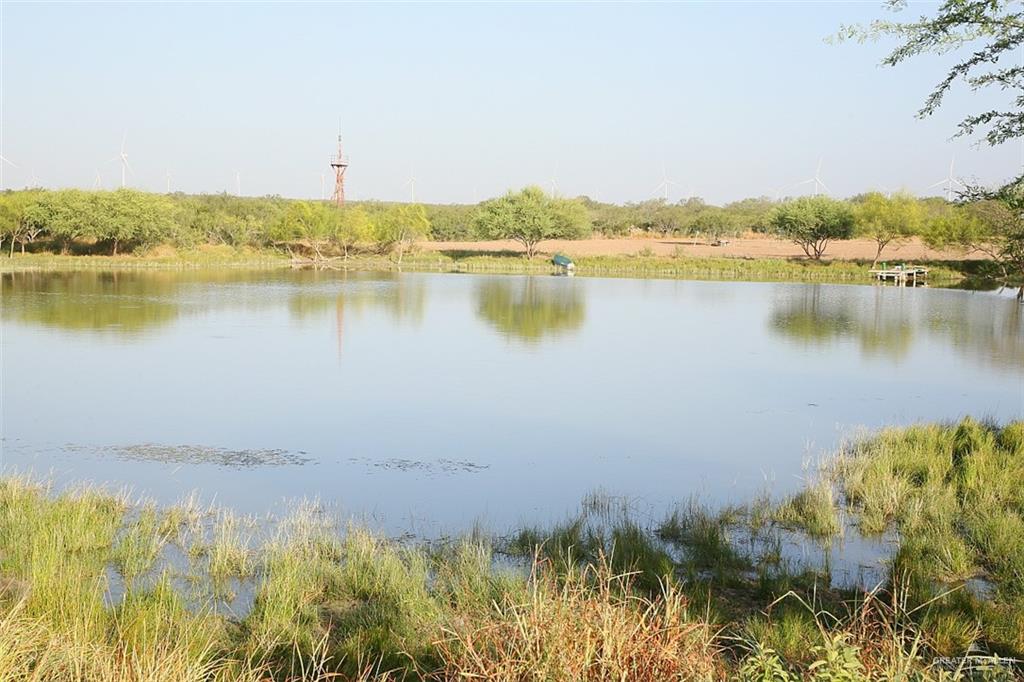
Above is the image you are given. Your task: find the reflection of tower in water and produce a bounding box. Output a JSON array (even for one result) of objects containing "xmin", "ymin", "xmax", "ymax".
[{"xmin": 335, "ymin": 295, "xmax": 345, "ymax": 360}]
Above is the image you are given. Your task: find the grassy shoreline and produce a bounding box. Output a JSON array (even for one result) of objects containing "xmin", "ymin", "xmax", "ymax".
[
  {"xmin": 1, "ymin": 420, "xmax": 1022, "ymax": 680},
  {"xmin": 0, "ymin": 248, "xmax": 982, "ymax": 287}
]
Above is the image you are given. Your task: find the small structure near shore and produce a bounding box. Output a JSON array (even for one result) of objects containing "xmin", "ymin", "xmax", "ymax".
[
  {"xmin": 552, "ymin": 254, "xmax": 575, "ymax": 273},
  {"xmin": 869, "ymin": 264, "xmax": 929, "ymax": 286}
]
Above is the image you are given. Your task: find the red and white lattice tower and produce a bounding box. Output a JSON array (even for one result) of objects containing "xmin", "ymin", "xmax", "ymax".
[{"xmin": 329, "ymin": 134, "xmax": 348, "ymax": 207}]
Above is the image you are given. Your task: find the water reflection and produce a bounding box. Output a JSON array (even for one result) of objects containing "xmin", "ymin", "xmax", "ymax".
[
  {"xmin": 769, "ymin": 286, "xmax": 914, "ymax": 361},
  {"xmin": 926, "ymin": 292, "xmax": 1024, "ymax": 371},
  {"xmin": 475, "ymin": 277, "xmax": 585, "ymax": 342},
  {"xmin": 2, "ymin": 270, "xmax": 1020, "ymax": 535},
  {"xmin": 769, "ymin": 285, "xmax": 1022, "ymax": 369},
  {"xmin": 1, "ymin": 271, "xmax": 181, "ymax": 334},
  {"xmin": 2, "ymin": 270, "xmax": 428, "ymax": 336},
  {"xmin": 769, "ymin": 285, "xmax": 855, "ymax": 345}
]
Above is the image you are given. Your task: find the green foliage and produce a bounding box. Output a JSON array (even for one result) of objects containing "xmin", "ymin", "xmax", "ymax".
[
  {"xmin": 0, "ymin": 190, "xmax": 44, "ymax": 256},
  {"xmin": 475, "ymin": 186, "xmax": 591, "ymax": 258},
  {"xmin": 837, "ymin": 0, "xmax": 1024, "ymax": 147},
  {"xmin": 21, "ymin": 189, "xmax": 176, "ymax": 255},
  {"xmin": 369, "ymin": 202, "xmax": 430, "ymax": 264},
  {"xmin": 854, "ymin": 191, "xmax": 925, "ymax": 265},
  {"xmin": 424, "ymin": 203, "xmax": 476, "ymax": 240},
  {"xmin": 691, "ymin": 206, "xmax": 738, "ymax": 242},
  {"xmin": 768, "ymin": 197, "xmax": 855, "ymax": 260}
]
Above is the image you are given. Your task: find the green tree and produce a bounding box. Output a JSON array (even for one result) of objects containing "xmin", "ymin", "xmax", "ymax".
[
  {"xmin": 372, "ymin": 203, "xmax": 430, "ymax": 265},
  {"xmin": 928, "ymin": 188, "xmax": 1024, "ymax": 294},
  {"xmin": 689, "ymin": 208, "xmax": 737, "ymax": 244},
  {"xmin": 838, "ymin": 0, "xmax": 1024, "ymax": 147},
  {"xmin": 272, "ymin": 201, "xmax": 339, "ymax": 261},
  {"xmin": 95, "ymin": 190, "xmax": 176, "ymax": 254},
  {"xmin": 768, "ymin": 197, "xmax": 855, "ymax": 260},
  {"xmin": 475, "ymin": 187, "xmax": 590, "ymax": 258},
  {"xmin": 0, "ymin": 190, "xmax": 44, "ymax": 256},
  {"xmin": 23, "ymin": 189, "xmax": 92, "ymax": 254},
  {"xmin": 424, "ymin": 203, "xmax": 476, "ymax": 241},
  {"xmin": 854, "ymin": 191, "xmax": 925, "ymax": 266},
  {"xmin": 335, "ymin": 206, "xmax": 372, "ymax": 259}
]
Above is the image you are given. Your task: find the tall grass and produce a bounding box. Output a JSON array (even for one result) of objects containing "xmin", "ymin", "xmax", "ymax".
[{"xmin": 1, "ymin": 420, "xmax": 1023, "ymax": 680}]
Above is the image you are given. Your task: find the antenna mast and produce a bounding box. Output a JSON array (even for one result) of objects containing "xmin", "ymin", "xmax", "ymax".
[{"xmin": 329, "ymin": 125, "xmax": 348, "ymax": 207}]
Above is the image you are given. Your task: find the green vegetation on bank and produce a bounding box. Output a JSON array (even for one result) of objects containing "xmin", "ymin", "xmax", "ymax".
[
  {"xmin": 0, "ymin": 247, "xmax": 981, "ymax": 289},
  {"xmin": 1, "ymin": 183, "xmax": 1021, "ymax": 288},
  {"xmin": 1, "ymin": 420, "xmax": 1022, "ymax": 680}
]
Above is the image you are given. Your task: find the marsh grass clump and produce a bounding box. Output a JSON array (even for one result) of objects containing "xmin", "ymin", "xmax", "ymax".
[
  {"xmin": 204, "ymin": 509, "xmax": 255, "ymax": 584},
  {"xmin": 242, "ymin": 506, "xmax": 344, "ymax": 675},
  {"xmin": 772, "ymin": 478, "xmax": 843, "ymax": 541},
  {"xmin": 507, "ymin": 507, "xmax": 676, "ymax": 595},
  {"xmin": 435, "ymin": 556, "xmax": 724, "ymax": 681},
  {"xmin": 657, "ymin": 500, "xmax": 749, "ymax": 577},
  {"xmin": 834, "ymin": 418, "xmax": 1024, "ymax": 660},
  {"xmin": 159, "ymin": 492, "xmax": 204, "ymax": 543},
  {"xmin": 113, "ymin": 503, "xmax": 169, "ymax": 580}
]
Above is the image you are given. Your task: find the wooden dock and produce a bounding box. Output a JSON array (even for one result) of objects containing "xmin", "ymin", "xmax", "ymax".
[{"xmin": 869, "ymin": 265, "xmax": 929, "ymax": 286}]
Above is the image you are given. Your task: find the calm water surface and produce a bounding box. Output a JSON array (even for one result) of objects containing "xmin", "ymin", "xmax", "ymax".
[{"xmin": 2, "ymin": 270, "xmax": 1021, "ymax": 539}]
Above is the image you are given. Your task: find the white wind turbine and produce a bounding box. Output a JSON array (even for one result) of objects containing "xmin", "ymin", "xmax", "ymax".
[
  {"xmin": 109, "ymin": 133, "xmax": 132, "ymax": 188},
  {"xmin": 0, "ymin": 154, "xmax": 17, "ymax": 189},
  {"xmin": 165, "ymin": 169, "xmax": 173, "ymax": 193},
  {"xmin": 235, "ymin": 171, "xmax": 241, "ymax": 196},
  {"xmin": 94, "ymin": 170, "xmax": 103, "ymax": 189},
  {"xmin": 928, "ymin": 157, "xmax": 966, "ymax": 202},
  {"xmin": 404, "ymin": 167, "xmax": 417, "ymax": 202},
  {"xmin": 652, "ymin": 166, "xmax": 677, "ymax": 202},
  {"xmin": 797, "ymin": 158, "xmax": 831, "ymax": 196},
  {"xmin": 549, "ymin": 163, "xmax": 561, "ymax": 197}
]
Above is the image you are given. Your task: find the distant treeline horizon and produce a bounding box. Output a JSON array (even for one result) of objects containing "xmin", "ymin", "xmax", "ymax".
[{"xmin": 0, "ymin": 185, "xmax": 1017, "ymax": 280}]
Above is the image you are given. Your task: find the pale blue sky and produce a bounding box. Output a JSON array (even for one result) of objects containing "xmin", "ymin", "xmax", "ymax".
[{"xmin": 2, "ymin": 1, "xmax": 1020, "ymax": 204}]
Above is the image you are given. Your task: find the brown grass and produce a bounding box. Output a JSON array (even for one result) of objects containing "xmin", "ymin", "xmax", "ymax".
[{"xmin": 433, "ymin": 555, "xmax": 723, "ymax": 681}]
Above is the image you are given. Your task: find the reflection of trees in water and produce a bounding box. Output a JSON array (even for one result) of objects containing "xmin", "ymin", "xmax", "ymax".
[
  {"xmin": 2, "ymin": 271, "xmax": 182, "ymax": 334},
  {"xmin": 3, "ymin": 270, "xmax": 427, "ymax": 337},
  {"xmin": 925, "ymin": 295, "xmax": 1024, "ymax": 371},
  {"xmin": 476, "ymin": 277, "xmax": 585, "ymax": 342},
  {"xmin": 769, "ymin": 285, "xmax": 915, "ymax": 360},
  {"xmin": 769, "ymin": 286, "xmax": 854, "ymax": 344},
  {"xmin": 770, "ymin": 285, "xmax": 1024, "ymax": 369},
  {"xmin": 286, "ymin": 274, "xmax": 426, "ymax": 325}
]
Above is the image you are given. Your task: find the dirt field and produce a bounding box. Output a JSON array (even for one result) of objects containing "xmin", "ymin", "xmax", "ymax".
[{"xmin": 421, "ymin": 236, "xmax": 981, "ymax": 262}]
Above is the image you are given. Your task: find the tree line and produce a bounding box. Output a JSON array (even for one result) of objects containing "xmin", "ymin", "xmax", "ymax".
[{"xmin": 0, "ymin": 185, "xmax": 1020, "ymax": 281}]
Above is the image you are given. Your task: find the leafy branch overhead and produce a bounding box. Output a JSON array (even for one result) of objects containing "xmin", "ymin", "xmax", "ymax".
[{"xmin": 835, "ymin": 0, "xmax": 1024, "ymax": 146}]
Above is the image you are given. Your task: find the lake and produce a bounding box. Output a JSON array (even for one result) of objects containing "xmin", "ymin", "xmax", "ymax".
[{"xmin": 2, "ymin": 270, "xmax": 1021, "ymax": 540}]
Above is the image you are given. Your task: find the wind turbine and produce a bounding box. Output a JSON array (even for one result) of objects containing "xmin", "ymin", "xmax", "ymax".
[
  {"xmin": 928, "ymin": 157, "xmax": 966, "ymax": 202},
  {"xmin": 797, "ymin": 158, "xmax": 831, "ymax": 196},
  {"xmin": 94, "ymin": 170, "xmax": 103, "ymax": 189},
  {"xmin": 165, "ymin": 169, "xmax": 173, "ymax": 193},
  {"xmin": 0, "ymin": 155, "xmax": 17, "ymax": 190},
  {"xmin": 109, "ymin": 133, "xmax": 132, "ymax": 188},
  {"xmin": 27, "ymin": 169, "xmax": 40, "ymax": 188},
  {"xmin": 549, "ymin": 163, "xmax": 561, "ymax": 197},
  {"xmin": 235, "ymin": 171, "xmax": 241, "ymax": 196},
  {"xmin": 404, "ymin": 167, "xmax": 417, "ymax": 203},
  {"xmin": 652, "ymin": 166, "xmax": 677, "ymax": 202}
]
